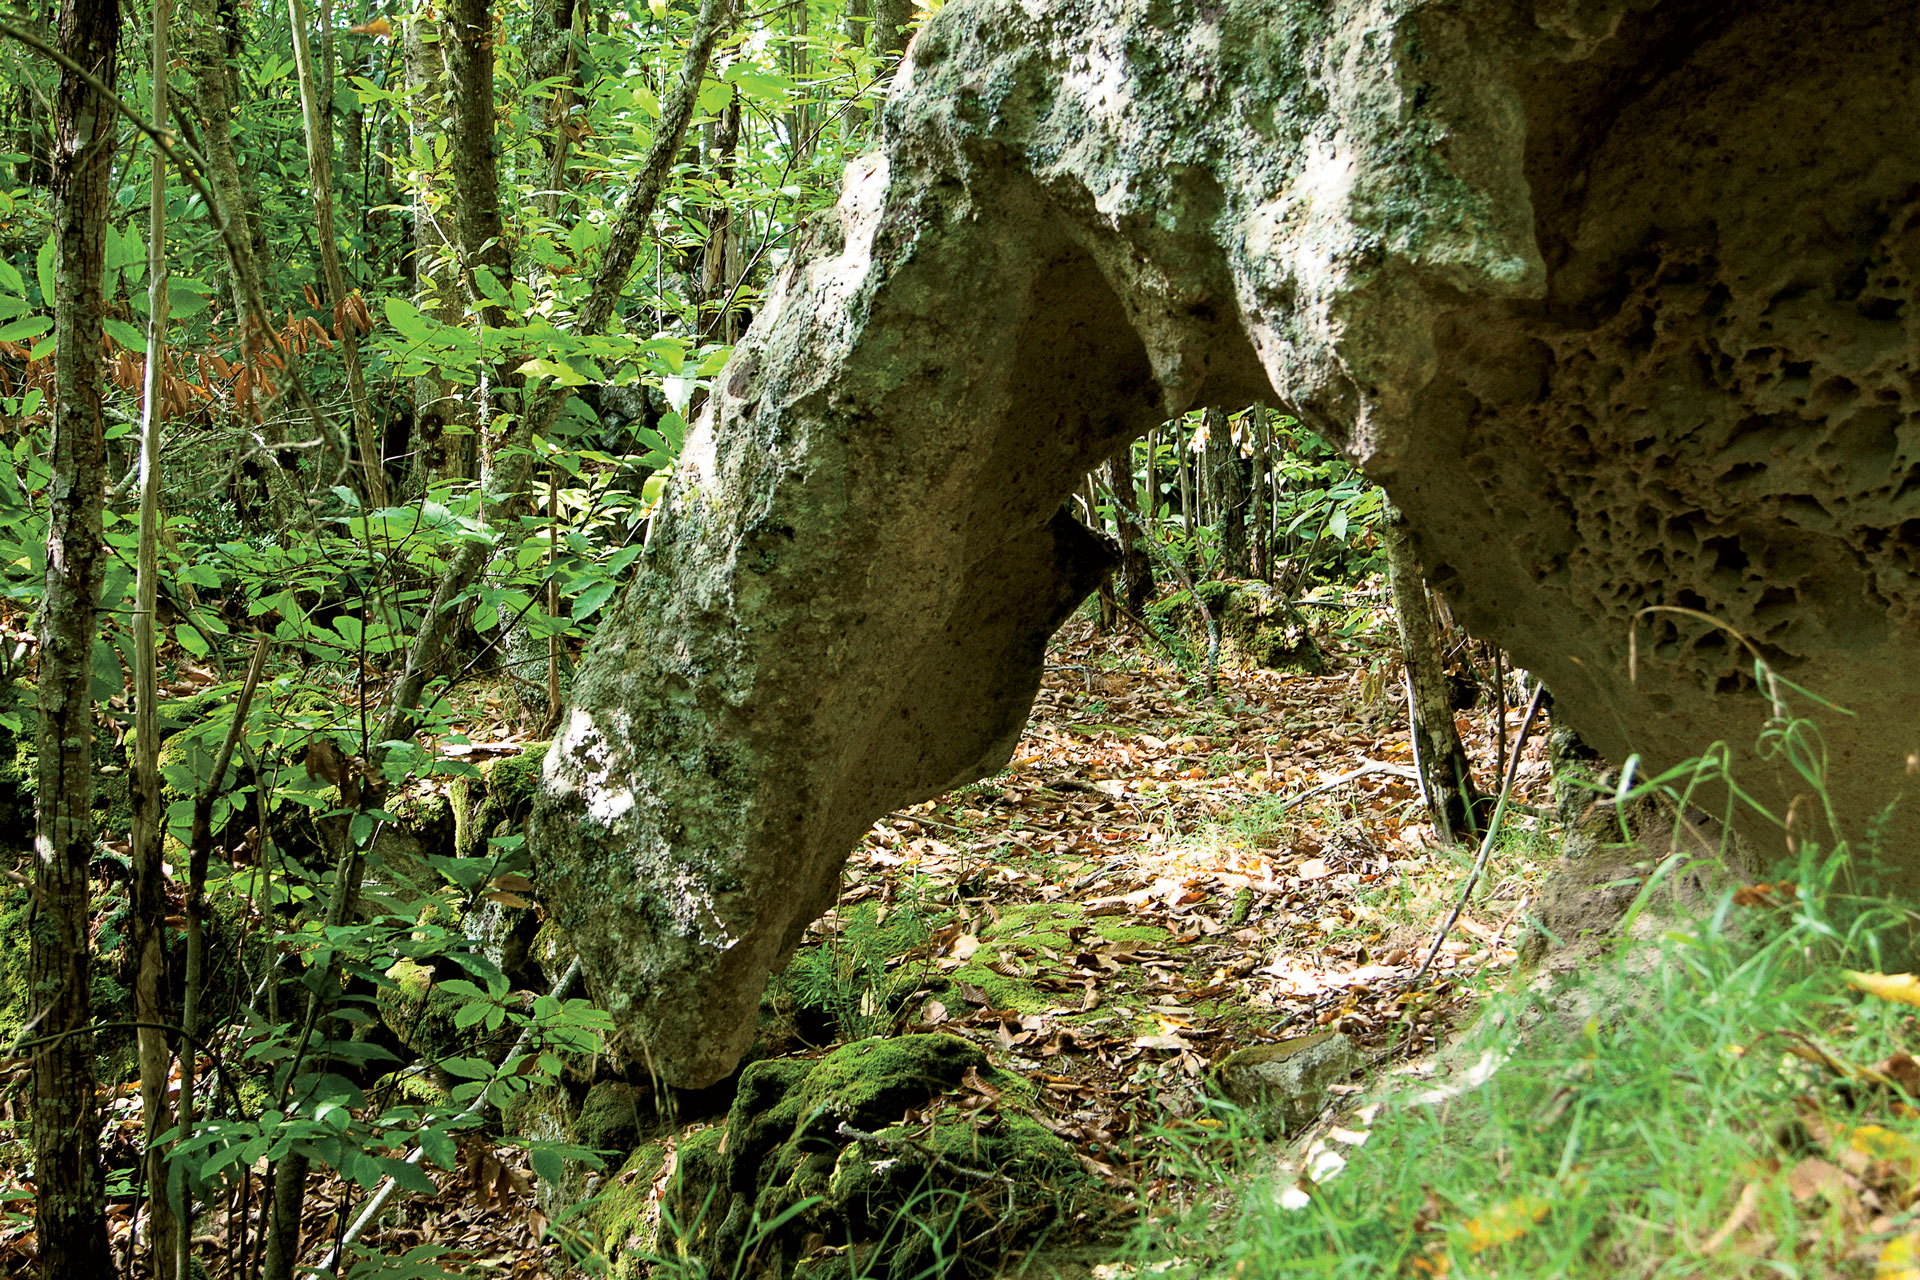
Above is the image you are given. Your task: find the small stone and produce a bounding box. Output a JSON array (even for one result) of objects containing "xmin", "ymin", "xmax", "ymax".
[{"xmin": 1211, "ymin": 1032, "xmax": 1360, "ymax": 1137}]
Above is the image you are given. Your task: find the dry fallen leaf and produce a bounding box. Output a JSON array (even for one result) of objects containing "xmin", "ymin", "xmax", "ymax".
[
  {"xmin": 1848, "ymin": 972, "xmax": 1920, "ymax": 1008},
  {"xmin": 1460, "ymin": 1194, "xmax": 1551, "ymax": 1254}
]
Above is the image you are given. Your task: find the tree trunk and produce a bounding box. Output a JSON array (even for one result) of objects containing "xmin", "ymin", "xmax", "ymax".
[
  {"xmin": 700, "ymin": 88, "xmax": 743, "ymax": 341},
  {"xmin": 1105, "ymin": 452, "xmax": 1153, "ymax": 615},
  {"xmin": 784, "ymin": 0, "xmax": 809, "ymax": 157},
  {"xmin": 871, "ymin": 0, "xmax": 912, "ymax": 62},
  {"xmin": 290, "ymin": 0, "xmax": 385, "ymax": 506},
  {"xmin": 32, "ymin": 0, "xmax": 120, "ymax": 1270},
  {"xmin": 446, "ymin": 0, "xmax": 510, "ymax": 336},
  {"xmin": 1203, "ymin": 406, "xmax": 1249, "ymax": 577},
  {"xmin": 131, "ymin": 0, "xmax": 179, "ymax": 1272},
  {"xmin": 1249, "ymin": 406, "xmax": 1269, "ymax": 580},
  {"xmin": 1384, "ymin": 502, "xmax": 1481, "ymax": 842},
  {"xmin": 403, "ymin": 13, "xmax": 473, "ymax": 488}
]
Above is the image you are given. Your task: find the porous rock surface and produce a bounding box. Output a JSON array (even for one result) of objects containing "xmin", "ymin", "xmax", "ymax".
[{"xmin": 533, "ymin": 0, "xmax": 1920, "ymax": 1086}]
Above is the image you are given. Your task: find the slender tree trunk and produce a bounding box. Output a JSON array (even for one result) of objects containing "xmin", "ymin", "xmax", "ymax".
[
  {"xmin": 31, "ymin": 0, "xmax": 120, "ymax": 1271},
  {"xmin": 784, "ymin": 0, "xmax": 809, "ymax": 157},
  {"xmin": 1178, "ymin": 418, "xmax": 1194, "ymax": 551},
  {"xmin": 1250, "ymin": 406, "xmax": 1269, "ymax": 580},
  {"xmin": 131, "ymin": 0, "xmax": 179, "ymax": 1272},
  {"xmin": 701, "ymin": 87, "xmax": 742, "ymax": 341},
  {"xmin": 1384, "ymin": 502, "xmax": 1481, "ymax": 842},
  {"xmin": 8, "ymin": 5, "xmax": 53, "ymax": 185},
  {"xmin": 871, "ymin": 0, "xmax": 911, "ymax": 62},
  {"xmin": 1105, "ymin": 451, "xmax": 1153, "ymax": 615},
  {"xmin": 289, "ymin": 0, "xmax": 385, "ymax": 505},
  {"xmin": 445, "ymin": 0, "xmax": 509, "ymax": 334}
]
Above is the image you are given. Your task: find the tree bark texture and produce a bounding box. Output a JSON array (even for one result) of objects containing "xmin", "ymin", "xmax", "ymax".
[
  {"xmin": 31, "ymin": 0, "xmax": 120, "ymax": 1269},
  {"xmin": 445, "ymin": 0, "xmax": 510, "ymax": 335},
  {"xmin": 1384, "ymin": 503, "xmax": 1480, "ymax": 842},
  {"xmin": 1203, "ymin": 406, "xmax": 1249, "ymax": 578},
  {"xmin": 132, "ymin": 0, "xmax": 179, "ymax": 1270},
  {"xmin": 403, "ymin": 13, "xmax": 473, "ymax": 488},
  {"xmin": 290, "ymin": 0, "xmax": 385, "ymax": 507},
  {"xmin": 1105, "ymin": 453, "xmax": 1153, "ymax": 616},
  {"xmin": 870, "ymin": 0, "xmax": 911, "ymax": 61}
]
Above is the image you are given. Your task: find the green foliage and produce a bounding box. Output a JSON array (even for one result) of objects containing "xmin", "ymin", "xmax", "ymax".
[{"xmin": 780, "ymin": 898, "xmax": 943, "ymax": 1041}]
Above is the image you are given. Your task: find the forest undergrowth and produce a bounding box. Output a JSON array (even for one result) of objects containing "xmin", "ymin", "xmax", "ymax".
[
  {"xmin": 22, "ymin": 583, "xmax": 1909, "ymax": 1280},
  {"xmin": 0, "ymin": 593, "xmax": 1562, "ymax": 1277}
]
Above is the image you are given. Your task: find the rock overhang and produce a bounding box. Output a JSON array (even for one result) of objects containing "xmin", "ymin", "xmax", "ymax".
[{"xmin": 533, "ymin": 0, "xmax": 1920, "ymax": 1087}]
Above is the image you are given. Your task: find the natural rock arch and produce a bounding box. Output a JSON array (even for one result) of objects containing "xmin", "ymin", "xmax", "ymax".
[{"xmin": 531, "ymin": 0, "xmax": 1920, "ymax": 1086}]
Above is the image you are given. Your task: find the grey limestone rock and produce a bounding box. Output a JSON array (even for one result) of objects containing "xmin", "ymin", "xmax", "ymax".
[
  {"xmin": 533, "ymin": 0, "xmax": 1920, "ymax": 1086},
  {"xmin": 1212, "ymin": 1032, "xmax": 1361, "ymax": 1137}
]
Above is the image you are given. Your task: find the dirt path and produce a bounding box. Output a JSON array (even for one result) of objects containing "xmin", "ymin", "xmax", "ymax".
[{"xmin": 818, "ymin": 616, "xmax": 1557, "ymax": 1191}]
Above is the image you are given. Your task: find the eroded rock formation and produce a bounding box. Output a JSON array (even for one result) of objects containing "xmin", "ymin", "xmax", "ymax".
[{"xmin": 532, "ymin": 0, "xmax": 1920, "ymax": 1085}]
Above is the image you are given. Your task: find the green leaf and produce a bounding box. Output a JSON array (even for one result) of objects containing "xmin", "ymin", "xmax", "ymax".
[
  {"xmin": 472, "ymin": 265, "xmax": 506, "ymax": 304},
  {"xmin": 572, "ymin": 579, "xmax": 616, "ymax": 621},
  {"xmin": 419, "ymin": 1127, "xmax": 457, "ymax": 1171},
  {"xmin": 723, "ymin": 70, "xmax": 792, "ymax": 104},
  {"xmin": 438, "ymin": 1055, "xmax": 494, "ymax": 1080},
  {"xmin": 380, "ymin": 1157, "xmax": 439, "ymax": 1197},
  {"xmin": 0, "ymin": 314, "xmax": 51, "ymax": 343},
  {"xmin": 515, "ymin": 357, "xmax": 590, "ymax": 386},
  {"xmin": 175, "ymin": 624, "xmax": 209, "ymax": 657},
  {"xmin": 384, "ymin": 296, "xmax": 431, "ymax": 340},
  {"xmin": 102, "ymin": 317, "xmax": 147, "ymax": 352},
  {"xmin": 529, "ymin": 1146, "xmax": 565, "ymax": 1187},
  {"xmin": 35, "ymin": 235, "xmax": 53, "ymax": 304},
  {"xmin": 0, "ymin": 259, "xmax": 23, "ymax": 295},
  {"xmin": 167, "ymin": 278, "xmax": 212, "ymax": 318}
]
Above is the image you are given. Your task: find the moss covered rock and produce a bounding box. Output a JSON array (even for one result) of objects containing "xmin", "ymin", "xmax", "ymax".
[
  {"xmin": 451, "ymin": 744, "xmax": 546, "ymax": 862},
  {"xmin": 375, "ymin": 959, "xmax": 515, "ymax": 1073},
  {"xmin": 1151, "ymin": 580, "xmax": 1324, "ymax": 675},
  {"xmin": 627, "ymin": 1035, "xmax": 1088, "ymax": 1280}
]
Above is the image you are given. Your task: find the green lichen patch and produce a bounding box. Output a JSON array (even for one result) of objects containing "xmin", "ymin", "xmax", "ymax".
[{"xmin": 981, "ymin": 901, "xmax": 1169, "ymax": 952}]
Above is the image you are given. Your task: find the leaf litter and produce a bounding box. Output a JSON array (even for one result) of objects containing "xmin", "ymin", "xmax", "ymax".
[{"xmin": 818, "ymin": 614, "xmax": 1556, "ymax": 1213}]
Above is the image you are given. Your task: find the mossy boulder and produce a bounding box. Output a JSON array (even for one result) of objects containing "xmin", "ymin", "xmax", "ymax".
[
  {"xmin": 1152, "ymin": 580, "xmax": 1324, "ymax": 675},
  {"xmin": 375, "ymin": 959, "xmax": 515, "ymax": 1075},
  {"xmin": 588, "ymin": 1138, "xmax": 679, "ymax": 1277},
  {"xmin": 504, "ymin": 1079, "xmax": 645, "ymax": 1218},
  {"xmin": 635, "ymin": 1035, "xmax": 1088, "ymax": 1280},
  {"xmin": 1211, "ymin": 1031, "xmax": 1359, "ymax": 1137},
  {"xmin": 451, "ymin": 745, "xmax": 546, "ymax": 862}
]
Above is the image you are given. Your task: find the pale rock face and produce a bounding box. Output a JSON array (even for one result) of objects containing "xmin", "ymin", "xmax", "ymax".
[
  {"xmin": 1212, "ymin": 1032, "xmax": 1361, "ymax": 1137},
  {"xmin": 533, "ymin": 0, "xmax": 1920, "ymax": 1087}
]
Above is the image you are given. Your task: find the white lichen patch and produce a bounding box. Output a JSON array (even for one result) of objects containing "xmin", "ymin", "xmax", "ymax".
[{"xmin": 547, "ymin": 707, "xmax": 636, "ymax": 826}]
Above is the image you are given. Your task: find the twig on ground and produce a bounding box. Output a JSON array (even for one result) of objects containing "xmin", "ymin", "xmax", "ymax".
[
  {"xmin": 1409, "ymin": 683, "xmax": 1549, "ymax": 993},
  {"xmin": 1283, "ymin": 760, "xmax": 1419, "ymax": 807}
]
